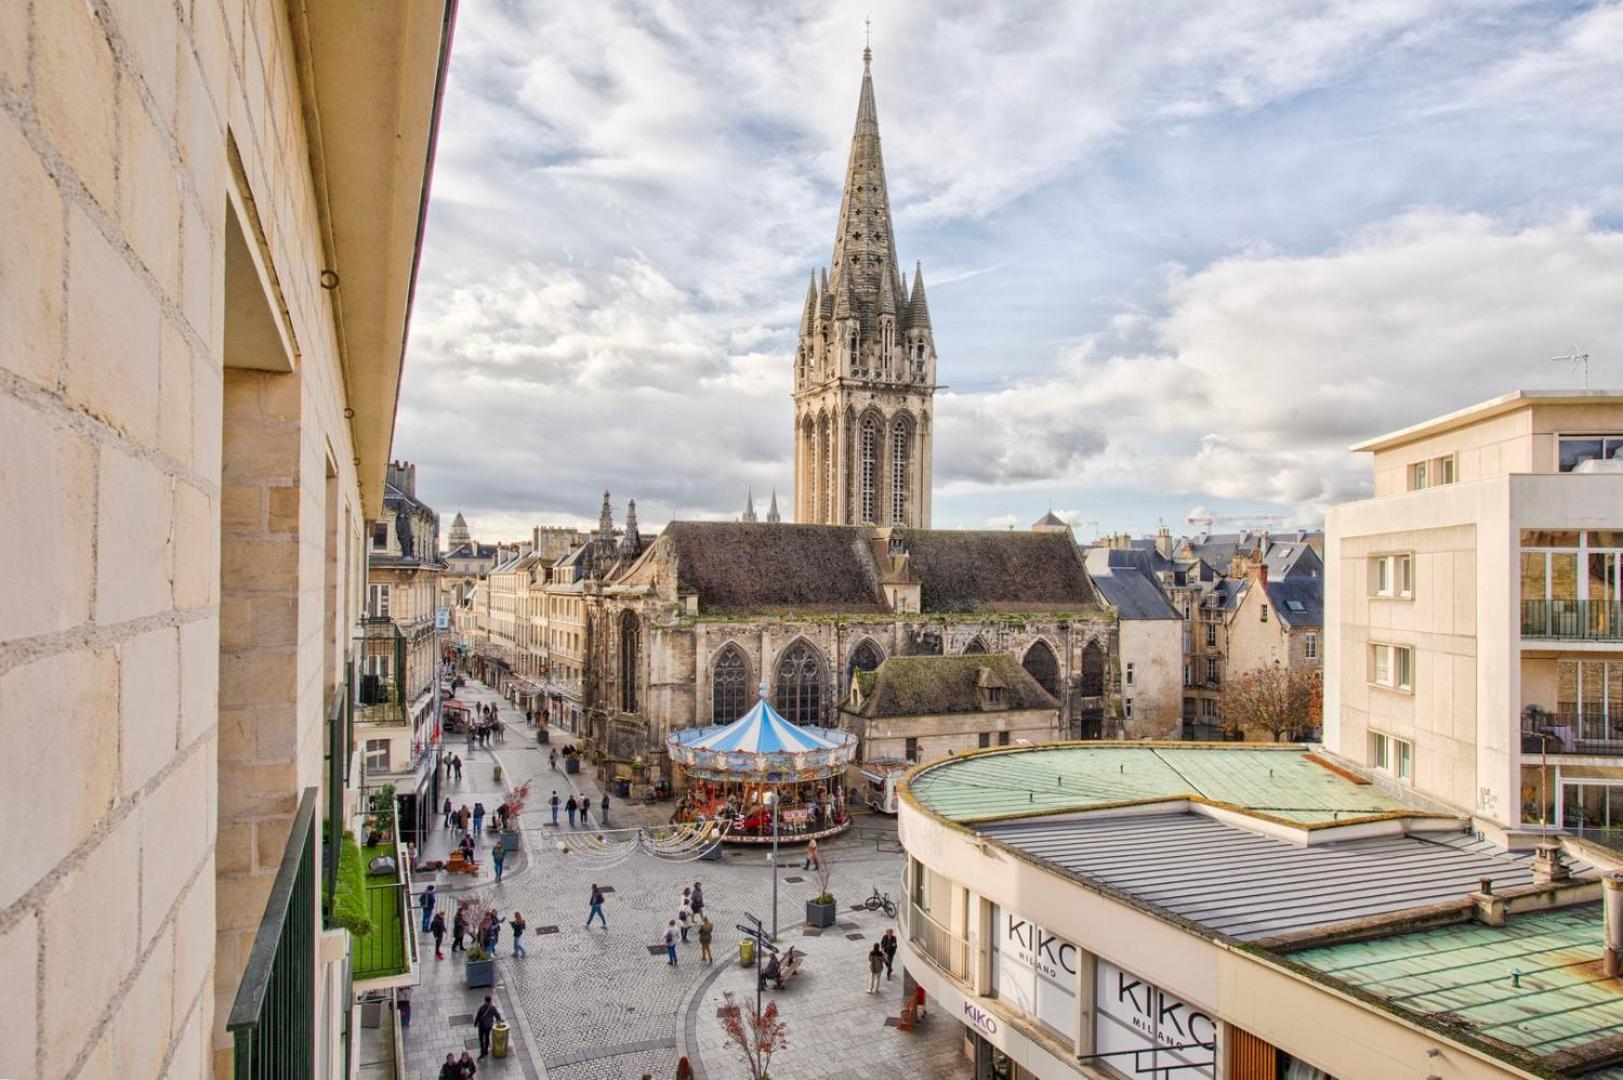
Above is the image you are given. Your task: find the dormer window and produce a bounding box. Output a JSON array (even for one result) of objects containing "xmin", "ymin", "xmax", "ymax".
[{"xmin": 987, "ymin": 686, "xmax": 1003, "ymax": 706}]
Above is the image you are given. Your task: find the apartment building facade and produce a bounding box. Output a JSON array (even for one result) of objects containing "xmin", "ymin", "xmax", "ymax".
[
  {"xmin": 0, "ymin": 0, "xmax": 451, "ymax": 1075},
  {"xmin": 1326, "ymin": 390, "xmax": 1623, "ymax": 836}
]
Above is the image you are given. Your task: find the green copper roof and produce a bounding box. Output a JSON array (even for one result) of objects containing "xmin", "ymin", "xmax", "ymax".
[
  {"xmin": 906, "ymin": 744, "xmax": 1418, "ymax": 825},
  {"xmin": 1292, "ymin": 904, "xmax": 1623, "ymax": 1066}
]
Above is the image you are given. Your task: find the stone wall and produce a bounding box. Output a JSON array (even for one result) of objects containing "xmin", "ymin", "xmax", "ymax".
[{"xmin": 1, "ymin": 0, "xmax": 374, "ymax": 1075}]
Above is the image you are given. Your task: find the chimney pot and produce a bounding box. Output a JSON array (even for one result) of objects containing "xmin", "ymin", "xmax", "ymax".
[{"xmin": 1533, "ymin": 840, "xmax": 1570, "ymax": 885}]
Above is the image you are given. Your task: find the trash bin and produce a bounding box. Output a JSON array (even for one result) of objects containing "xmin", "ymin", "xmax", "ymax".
[
  {"xmin": 537, "ymin": 729, "xmax": 549, "ymax": 744},
  {"xmin": 491, "ymin": 1021, "xmax": 511, "ymax": 1058},
  {"xmin": 739, "ymin": 936, "xmax": 755, "ymax": 967},
  {"xmin": 565, "ymin": 757, "xmax": 580, "ymax": 775},
  {"xmin": 614, "ymin": 779, "xmax": 630, "ymax": 798}
]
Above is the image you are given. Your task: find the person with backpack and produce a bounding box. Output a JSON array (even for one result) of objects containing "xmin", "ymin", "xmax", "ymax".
[
  {"xmin": 867, "ymin": 943, "xmax": 885, "ymax": 994},
  {"xmin": 430, "ymin": 911, "xmax": 447, "ymax": 959},
  {"xmin": 510, "ymin": 911, "xmax": 527, "ymax": 958},
  {"xmin": 549, "ymin": 790, "xmax": 560, "ymax": 825},
  {"xmin": 472, "ymin": 801, "xmax": 486, "ymax": 836},
  {"xmin": 473, "ymin": 995, "xmax": 502, "ymax": 1059},
  {"xmin": 678, "ymin": 889, "xmax": 692, "ymax": 942},
  {"xmin": 664, "ymin": 920, "xmax": 679, "ymax": 966},
  {"xmin": 587, "ymin": 883, "xmax": 607, "ymax": 929}
]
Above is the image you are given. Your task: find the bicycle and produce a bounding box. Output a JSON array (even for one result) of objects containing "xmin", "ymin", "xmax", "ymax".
[{"xmin": 863, "ymin": 884, "xmax": 898, "ymax": 918}]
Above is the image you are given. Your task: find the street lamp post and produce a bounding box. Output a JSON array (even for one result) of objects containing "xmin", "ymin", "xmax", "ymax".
[{"xmin": 766, "ymin": 789, "xmax": 781, "ymax": 942}]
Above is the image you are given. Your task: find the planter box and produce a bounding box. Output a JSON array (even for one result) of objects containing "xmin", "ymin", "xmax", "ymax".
[
  {"xmin": 805, "ymin": 899, "xmax": 837, "ymax": 928},
  {"xmin": 501, "ymin": 831, "xmax": 521, "ymax": 853},
  {"xmin": 565, "ymin": 757, "xmax": 580, "ymax": 775},
  {"xmin": 537, "ymin": 729, "xmax": 550, "ymax": 744},
  {"xmin": 465, "ymin": 958, "xmax": 495, "ymax": 988}
]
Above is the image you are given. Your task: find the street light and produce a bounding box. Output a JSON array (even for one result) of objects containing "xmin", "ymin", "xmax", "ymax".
[{"xmin": 765, "ymin": 789, "xmax": 781, "ymax": 942}]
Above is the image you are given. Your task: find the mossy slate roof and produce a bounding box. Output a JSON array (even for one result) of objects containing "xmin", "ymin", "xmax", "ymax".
[
  {"xmin": 907, "ymin": 744, "xmax": 1415, "ymax": 825},
  {"xmin": 660, "ymin": 522, "xmax": 1096, "ymax": 616},
  {"xmin": 846, "ymin": 654, "xmax": 1058, "ymax": 718}
]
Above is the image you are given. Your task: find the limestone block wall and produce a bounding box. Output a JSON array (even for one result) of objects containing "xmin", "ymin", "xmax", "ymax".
[{"xmin": 1, "ymin": 0, "xmax": 369, "ymax": 1076}]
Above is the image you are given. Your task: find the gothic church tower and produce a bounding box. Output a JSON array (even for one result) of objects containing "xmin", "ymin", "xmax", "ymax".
[{"xmin": 794, "ymin": 46, "xmax": 936, "ymax": 527}]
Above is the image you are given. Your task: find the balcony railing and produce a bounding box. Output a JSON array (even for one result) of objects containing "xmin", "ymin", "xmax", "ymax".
[
  {"xmin": 228, "ymin": 787, "xmax": 318, "ymax": 1079},
  {"xmin": 1524, "ymin": 705, "xmax": 1623, "ymax": 756},
  {"xmin": 904, "ymin": 900, "xmax": 971, "ymax": 982},
  {"xmin": 1523, "ymin": 600, "xmax": 1623, "ymax": 641}
]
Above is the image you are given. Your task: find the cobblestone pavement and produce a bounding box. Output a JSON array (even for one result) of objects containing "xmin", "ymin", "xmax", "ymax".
[{"xmin": 402, "ymin": 679, "xmax": 971, "ymax": 1080}]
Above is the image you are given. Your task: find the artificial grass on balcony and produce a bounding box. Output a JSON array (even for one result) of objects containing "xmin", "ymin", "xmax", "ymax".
[{"xmin": 350, "ymin": 842, "xmax": 409, "ymax": 980}]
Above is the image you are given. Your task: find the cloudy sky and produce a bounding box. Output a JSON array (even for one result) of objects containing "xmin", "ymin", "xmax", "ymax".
[{"xmin": 396, "ymin": 0, "xmax": 1623, "ymax": 541}]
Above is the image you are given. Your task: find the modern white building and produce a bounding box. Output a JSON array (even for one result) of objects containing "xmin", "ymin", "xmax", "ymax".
[
  {"xmin": 1325, "ymin": 391, "xmax": 1623, "ymax": 837},
  {"xmin": 897, "ymin": 742, "xmax": 1623, "ymax": 1080}
]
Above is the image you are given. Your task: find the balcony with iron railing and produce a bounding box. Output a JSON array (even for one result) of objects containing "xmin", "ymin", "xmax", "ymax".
[
  {"xmin": 1522, "ymin": 704, "xmax": 1623, "ymax": 756},
  {"xmin": 348, "ymin": 790, "xmax": 415, "ymax": 985},
  {"xmin": 1523, "ymin": 600, "xmax": 1623, "ymax": 642},
  {"xmin": 902, "ymin": 899, "xmax": 971, "ymax": 983}
]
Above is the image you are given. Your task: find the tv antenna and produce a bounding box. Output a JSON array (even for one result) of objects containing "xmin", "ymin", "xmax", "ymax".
[{"xmin": 1552, "ymin": 346, "xmax": 1590, "ymax": 389}]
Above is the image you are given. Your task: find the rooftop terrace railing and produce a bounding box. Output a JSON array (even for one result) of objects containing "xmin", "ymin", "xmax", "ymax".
[
  {"xmin": 1524, "ymin": 704, "xmax": 1623, "ymax": 756},
  {"xmin": 228, "ymin": 787, "xmax": 318, "ymax": 1080}
]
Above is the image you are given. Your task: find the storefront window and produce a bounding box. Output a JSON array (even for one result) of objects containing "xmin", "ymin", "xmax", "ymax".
[{"xmin": 990, "ymin": 904, "xmax": 1079, "ymax": 1044}]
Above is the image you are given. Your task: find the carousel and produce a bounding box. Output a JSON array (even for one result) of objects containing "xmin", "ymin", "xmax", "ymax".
[{"xmin": 666, "ymin": 685, "xmax": 857, "ymax": 844}]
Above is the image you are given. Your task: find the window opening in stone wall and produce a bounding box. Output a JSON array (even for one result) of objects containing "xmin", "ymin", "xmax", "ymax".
[
  {"xmin": 1078, "ymin": 640, "xmax": 1106, "ymax": 697},
  {"xmin": 860, "ymin": 417, "xmax": 878, "ymax": 523},
  {"xmin": 1023, "ymin": 640, "xmax": 1060, "ymax": 697},
  {"xmin": 619, "ymin": 610, "xmax": 640, "ymax": 712},
  {"xmin": 891, "ymin": 421, "xmax": 909, "ymax": 525},
  {"xmin": 848, "ymin": 640, "xmax": 882, "ymax": 683},
  {"xmin": 712, "ymin": 645, "xmax": 750, "ymax": 724},
  {"xmin": 775, "ymin": 641, "xmax": 824, "ymax": 727}
]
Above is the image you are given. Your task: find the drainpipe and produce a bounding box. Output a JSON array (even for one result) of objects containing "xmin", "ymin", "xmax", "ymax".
[{"xmin": 1606, "ymin": 874, "xmax": 1623, "ymax": 977}]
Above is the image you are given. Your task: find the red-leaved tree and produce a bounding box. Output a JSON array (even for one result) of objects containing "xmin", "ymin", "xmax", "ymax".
[{"xmin": 718, "ymin": 990, "xmax": 789, "ymax": 1080}]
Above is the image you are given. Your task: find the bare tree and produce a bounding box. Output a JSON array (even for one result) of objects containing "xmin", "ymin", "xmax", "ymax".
[
  {"xmin": 1222, "ymin": 662, "xmax": 1322, "ymax": 742},
  {"xmin": 718, "ymin": 990, "xmax": 789, "ymax": 1080}
]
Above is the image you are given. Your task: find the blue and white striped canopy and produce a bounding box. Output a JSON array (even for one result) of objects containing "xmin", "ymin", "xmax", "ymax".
[{"xmin": 675, "ymin": 696, "xmax": 846, "ymax": 754}]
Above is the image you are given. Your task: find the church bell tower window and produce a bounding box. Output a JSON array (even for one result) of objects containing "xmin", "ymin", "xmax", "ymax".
[
  {"xmin": 860, "ymin": 417, "xmax": 878, "ymax": 524},
  {"xmin": 891, "ymin": 422, "xmax": 910, "ymax": 526}
]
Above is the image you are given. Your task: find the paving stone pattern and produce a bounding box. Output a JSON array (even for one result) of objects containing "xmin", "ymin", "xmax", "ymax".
[{"xmin": 403, "ymin": 680, "xmax": 970, "ymax": 1080}]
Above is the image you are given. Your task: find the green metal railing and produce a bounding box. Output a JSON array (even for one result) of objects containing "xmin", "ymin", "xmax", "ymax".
[
  {"xmin": 1522, "ymin": 599, "xmax": 1623, "ymax": 641},
  {"xmin": 324, "ymin": 675, "xmax": 352, "ymax": 903},
  {"xmin": 228, "ymin": 787, "xmax": 319, "ymax": 1080},
  {"xmin": 351, "ymin": 793, "xmax": 412, "ymax": 981}
]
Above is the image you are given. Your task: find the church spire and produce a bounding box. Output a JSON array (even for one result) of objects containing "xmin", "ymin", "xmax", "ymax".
[
  {"xmin": 799, "ymin": 272, "xmax": 818, "ymax": 336},
  {"xmin": 767, "ymin": 489, "xmax": 781, "ymax": 524},
  {"xmin": 618, "ymin": 499, "xmax": 641, "ymax": 559},
  {"xmin": 597, "ymin": 489, "xmax": 614, "ymax": 546},
  {"xmin": 742, "ymin": 488, "xmax": 757, "ymax": 524},
  {"xmin": 903, "ymin": 260, "xmax": 931, "ymax": 330},
  {"xmin": 829, "ymin": 47, "xmax": 901, "ymax": 332}
]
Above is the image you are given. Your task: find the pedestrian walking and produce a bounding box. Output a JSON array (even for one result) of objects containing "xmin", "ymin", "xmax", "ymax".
[
  {"xmin": 460, "ymin": 804, "xmax": 472, "ymax": 833},
  {"xmin": 664, "ymin": 921, "xmax": 679, "ymax": 966},
  {"xmin": 452, "ymin": 908, "xmax": 468, "ymax": 953},
  {"xmin": 458, "ymin": 1050, "xmax": 478, "ymax": 1078},
  {"xmin": 443, "ymin": 796, "xmax": 454, "ymax": 829},
  {"xmin": 601, "ymin": 793, "xmax": 610, "ymax": 825},
  {"xmin": 453, "ymin": 754, "xmax": 463, "ymax": 781},
  {"xmin": 868, "ymin": 943, "xmax": 885, "ymax": 993},
  {"xmin": 678, "ymin": 889, "xmax": 692, "ymax": 942},
  {"xmin": 698, "ymin": 915, "xmax": 714, "ymax": 965},
  {"xmin": 430, "ymin": 911, "xmax": 446, "ymax": 959},
  {"xmin": 549, "ymin": 791, "xmax": 560, "ymax": 826},
  {"xmin": 549, "ymin": 748, "xmax": 557, "ymax": 771},
  {"xmin": 398, "ymin": 986, "xmax": 412, "ymax": 1029},
  {"xmin": 472, "ymin": 801, "xmax": 486, "ymax": 836},
  {"xmin": 881, "ymin": 928, "xmax": 897, "ymax": 979},
  {"xmin": 492, "ymin": 841, "xmax": 506, "ymax": 883},
  {"xmin": 565, "ymin": 795, "xmax": 577, "ymax": 828},
  {"xmin": 439, "ymin": 1053, "xmax": 461, "ymax": 1080},
  {"xmin": 587, "ymin": 883, "xmax": 607, "ymax": 928},
  {"xmin": 690, "ymin": 881, "xmax": 704, "ymax": 917},
  {"xmin": 473, "ymin": 995, "xmax": 502, "ymax": 1058},
  {"xmin": 511, "ymin": 911, "xmax": 527, "ymax": 958},
  {"xmin": 419, "ymin": 885, "xmax": 436, "ymax": 932},
  {"xmin": 579, "ymin": 798, "xmax": 590, "ymax": 827},
  {"xmin": 802, "ymin": 838, "xmax": 820, "ymax": 871}
]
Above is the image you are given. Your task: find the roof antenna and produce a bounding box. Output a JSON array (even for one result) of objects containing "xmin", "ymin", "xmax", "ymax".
[
  {"xmin": 1552, "ymin": 346, "xmax": 1591, "ymax": 390},
  {"xmin": 864, "ymin": 14, "xmax": 872, "ymax": 66}
]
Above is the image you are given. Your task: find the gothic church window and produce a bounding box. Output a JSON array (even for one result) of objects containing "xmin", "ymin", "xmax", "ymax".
[
  {"xmin": 775, "ymin": 641, "xmax": 825, "ymax": 727},
  {"xmin": 963, "ymin": 637, "xmax": 987, "ymax": 656},
  {"xmin": 619, "ymin": 610, "xmax": 641, "ymax": 712},
  {"xmin": 1079, "ymin": 640, "xmax": 1106, "ymax": 697},
  {"xmin": 712, "ymin": 645, "xmax": 750, "ymax": 724},
  {"xmin": 860, "ymin": 417, "xmax": 878, "ymax": 524},
  {"xmin": 848, "ymin": 640, "xmax": 882, "ymax": 683},
  {"xmin": 1024, "ymin": 640, "xmax": 1060, "ymax": 697},
  {"xmin": 891, "ymin": 421, "xmax": 910, "ymax": 526}
]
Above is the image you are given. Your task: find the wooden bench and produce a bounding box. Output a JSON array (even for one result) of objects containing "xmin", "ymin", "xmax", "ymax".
[
  {"xmin": 760, "ymin": 946, "xmax": 804, "ymax": 990},
  {"xmin": 445, "ymin": 850, "xmax": 480, "ymax": 875}
]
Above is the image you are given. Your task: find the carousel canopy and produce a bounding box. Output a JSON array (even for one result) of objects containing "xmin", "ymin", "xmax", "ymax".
[{"xmin": 667, "ymin": 689, "xmax": 855, "ymax": 776}]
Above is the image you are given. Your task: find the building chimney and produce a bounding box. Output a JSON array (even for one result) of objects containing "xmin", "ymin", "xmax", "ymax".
[
  {"xmin": 1606, "ymin": 874, "xmax": 1623, "ymax": 977},
  {"xmin": 1533, "ymin": 840, "xmax": 1570, "ymax": 885}
]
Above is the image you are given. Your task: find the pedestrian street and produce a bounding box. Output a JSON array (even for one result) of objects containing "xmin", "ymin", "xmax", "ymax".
[{"xmin": 401, "ymin": 679, "xmax": 970, "ymax": 1079}]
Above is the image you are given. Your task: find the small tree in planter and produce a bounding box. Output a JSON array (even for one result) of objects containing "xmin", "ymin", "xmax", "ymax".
[
  {"xmin": 458, "ymin": 898, "xmax": 497, "ymax": 988},
  {"xmin": 718, "ymin": 990, "xmax": 789, "ymax": 1080},
  {"xmin": 805, "ymin": 848, "xmax": 836, "ymax": 928},
  {"xmin": 500, "ymin": 782, "xmax": 530, "ymax": 852}
]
